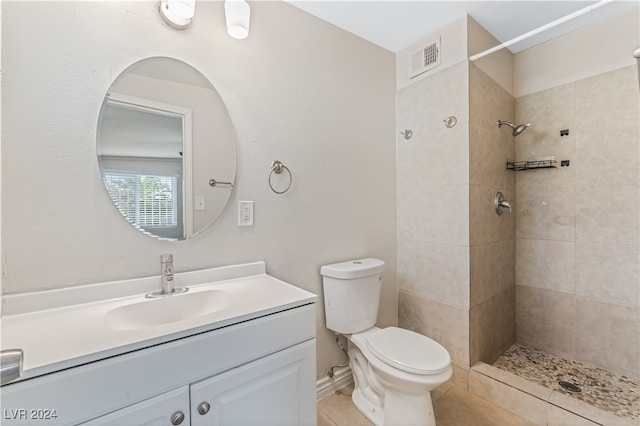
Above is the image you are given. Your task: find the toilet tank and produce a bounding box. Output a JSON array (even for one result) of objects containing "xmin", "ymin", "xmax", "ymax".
[{"xmin": 320, "ymin": 258, "xmax": 385, "ymax": 334}]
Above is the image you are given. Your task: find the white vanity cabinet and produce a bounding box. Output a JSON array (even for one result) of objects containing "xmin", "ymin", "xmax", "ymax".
[
  {"xmin": 1, "ymin": 303, "xmax": 317, "ymax": 426},
  {"xmin": 189, "ymin": 341, "xmax": 314, "ymax": 425}
]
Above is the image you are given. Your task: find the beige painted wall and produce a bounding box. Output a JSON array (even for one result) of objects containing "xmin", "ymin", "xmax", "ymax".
[
  {"xmin": 0, "ymin": 1, "xmax": 397, "ymax": 379},
  {"xmin": 396, "ymin": 16, "xmax": 468, "ymax": 91},
  {"xmin": 467, "ymin": 17, "xmax": 514, "ymax": 95},
  {"xmin": 514, "ymin": 7, "xmax": 639, "ymax": 97}
]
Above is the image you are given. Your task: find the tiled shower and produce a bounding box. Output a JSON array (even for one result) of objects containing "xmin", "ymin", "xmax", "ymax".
[
  {"xmin": 396, "ymin": 18, "xmax": 639, "ymax": 421},
  {"xmin": 514, "ymin": 64, "xmax": 639, "ymax": 379},
  {"xmin": 397, "ymin": 59, "xmax": 517, "ymax": 384}
]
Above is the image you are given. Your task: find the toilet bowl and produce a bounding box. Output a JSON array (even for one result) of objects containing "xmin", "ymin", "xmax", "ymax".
[
  {"xmin": 321, "ymin": 259, "xmax": 452, "ymax": 426},
  {"xmin": 347, "ymin": 327, "xmax": 451, "ymax": 426}
]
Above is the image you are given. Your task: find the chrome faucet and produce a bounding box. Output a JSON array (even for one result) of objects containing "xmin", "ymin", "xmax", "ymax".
[
  {"xmin": 146, "ymin": 254, "xmax": 188, "ymax": 298},
  {"xmin": 160, "ymin": 254, "xmax": 174, "ymax": 294}
]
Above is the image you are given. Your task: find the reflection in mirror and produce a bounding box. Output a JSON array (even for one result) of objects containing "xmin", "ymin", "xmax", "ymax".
[{"xmin": 97, "ymin": 57, "xmax": 236, "ymax": 240}]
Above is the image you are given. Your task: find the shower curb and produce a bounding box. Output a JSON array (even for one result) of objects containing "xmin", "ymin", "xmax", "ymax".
[{"xmin": 469, "ymin": 362, "xmax": 637, "ymax": 426}]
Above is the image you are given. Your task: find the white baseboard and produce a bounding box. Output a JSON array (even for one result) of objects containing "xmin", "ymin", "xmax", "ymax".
[{"xmin": 316, "ymin": 366, "xmax": 353, "ymax": 400}]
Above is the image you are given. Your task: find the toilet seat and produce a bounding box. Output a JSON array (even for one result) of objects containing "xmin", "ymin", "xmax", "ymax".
[{"xmin": 366, "ymin": 327, "xmax": 450, "ymax": 375}]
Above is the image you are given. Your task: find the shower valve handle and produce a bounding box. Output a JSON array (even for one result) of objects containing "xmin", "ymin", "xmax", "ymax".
[
  {"xmin": 495, "ymin": 192, "xmax": 512, "ymax": 215},
  {"xmin": 500, "ymin": 200, "xmax": 512, "ymax": 212}
]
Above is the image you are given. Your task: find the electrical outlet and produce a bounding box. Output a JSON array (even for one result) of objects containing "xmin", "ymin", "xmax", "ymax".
[{"xmin": 238, "ymin": 201, "xmax": 254, "ymax": 226}]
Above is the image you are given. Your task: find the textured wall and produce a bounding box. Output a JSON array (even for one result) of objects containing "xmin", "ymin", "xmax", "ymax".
[
  {"xmin": 515, "ymin": 65, "xmax": 639, "ymax": 379},
  {"xmin": 0, "ymin": 1, "xmax": 397, "ymax": 379}
]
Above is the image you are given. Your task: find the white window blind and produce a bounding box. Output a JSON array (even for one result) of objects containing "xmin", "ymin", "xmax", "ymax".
[{"xmin": 103, "ymin": 173, "xmax": 177, "ymax": 228}]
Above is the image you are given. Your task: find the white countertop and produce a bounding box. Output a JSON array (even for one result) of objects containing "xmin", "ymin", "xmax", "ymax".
[{"xmin": 0, "ymin": 262, "xmax": 316, "ymax": 382}]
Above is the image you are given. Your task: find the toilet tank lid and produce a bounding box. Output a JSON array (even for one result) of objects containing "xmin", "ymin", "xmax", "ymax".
[{"xmin": 320, "ymin": 258, "xmax": 385, "ymax": 279}]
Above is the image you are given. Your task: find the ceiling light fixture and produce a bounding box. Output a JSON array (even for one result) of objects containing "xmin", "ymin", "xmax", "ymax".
[
  {"xmin": 225, "ymin": 0, "xmax": 251, "ymax": 40},
  {"xmin": 160, "ymin": 0, "xmax": 196, "ymax": 30}
]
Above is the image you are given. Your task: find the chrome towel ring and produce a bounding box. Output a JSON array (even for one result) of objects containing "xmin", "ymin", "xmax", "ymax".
[{"xmin": 269, "ymin": 160, "xmax": 292, "ymax": 194}]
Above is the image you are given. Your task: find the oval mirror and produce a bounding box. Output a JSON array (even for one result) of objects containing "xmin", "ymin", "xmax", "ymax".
[{"xmin": 97, "ymin": 57, "xmax": 236, "ymax": 241}]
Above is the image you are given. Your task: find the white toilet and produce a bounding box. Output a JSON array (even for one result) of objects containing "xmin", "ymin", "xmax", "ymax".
[{"xmin": 321, "ymin": 258, "xmax": 452, "ymax": 426}]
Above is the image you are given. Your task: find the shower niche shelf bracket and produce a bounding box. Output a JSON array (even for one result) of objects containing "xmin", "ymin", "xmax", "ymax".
[{"xmin": 507, "ymin": 159, "xmax": 569, "ymax": 171}]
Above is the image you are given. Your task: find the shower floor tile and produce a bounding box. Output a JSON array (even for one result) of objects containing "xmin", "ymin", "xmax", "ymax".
[{"xmin": 493, "ymin": 344, "xmax": 639, "ymax": 421}]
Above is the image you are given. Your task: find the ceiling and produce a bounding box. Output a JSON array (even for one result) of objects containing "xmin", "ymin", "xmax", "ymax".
[{"xmin": 286, "ymin": 1, "xmax": 639, "ymax": 53}]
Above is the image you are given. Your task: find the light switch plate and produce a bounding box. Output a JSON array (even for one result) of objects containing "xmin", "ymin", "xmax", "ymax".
[{"xmin": 195, "ymin": 196, "xmax": 206, "ymax": 211}]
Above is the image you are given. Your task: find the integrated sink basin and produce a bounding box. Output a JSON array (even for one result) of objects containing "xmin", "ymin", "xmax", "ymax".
[
  {"xmin": 105, "ymin": 289, "xmax": 233, "ymax": 330},
  {"xmin": 0, "ymin": 261, "xmax": 317, "ymax": 381}
]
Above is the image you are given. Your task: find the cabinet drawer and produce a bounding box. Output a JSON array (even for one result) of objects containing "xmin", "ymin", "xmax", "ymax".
[{"xmin": 77, "ymin": 386, "xmax": 190, "ymax": 426}]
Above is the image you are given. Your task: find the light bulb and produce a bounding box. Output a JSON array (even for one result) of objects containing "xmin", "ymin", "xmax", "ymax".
[{"xmin": 225, "ymin": 0, "xmax": 250, "ymax": 40}]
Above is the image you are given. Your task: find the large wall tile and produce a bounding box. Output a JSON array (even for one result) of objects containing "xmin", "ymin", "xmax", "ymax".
[
  {"xmin": 516, "ymin": 239, "xmax": 575, "ymax": 294},
  {"xmin": 515, "ymin": 82, "xmax": 576, "ymax": 165},
  {"xmin": 515, "ymin": 165, "xmax": 576, "ymax": 201},
  {"xmin": 576, "ymin": 184, "xmax": 639, "ymax": 244},
  {"xmin": 470, "ymin": 289, "xmax": 515, "ymax": 365},
  {"xmin": 575, "ymin": 66, "xmax": 639, "ymax": 137},
  {"xmin": 470, "ymin": 63, "xmax": 515, "ymax": 190},
  {"xmin": 576, "ymin": 242, "xmax": 640, "ymax": 306},
  {"xmin": 412, "ymin": 122, "xmax": 470, "ymax": 186},
  {"xmin": 399, "ymin": 291, "xmax": 470, "ymax": 369},
  {"xmin": 397, "ymin": 61, "xmax": 469, "ymax": 135},
  {"xmin": 397, "ymin": 239, "xmax": 470, "ymax": 308},
  {"xmin": 471, "ymin": 239, "xmax": 515, "ymax": 306},
  {"xmin": 410, "ymin": 184, "xmax": 470, "ymax": 246},
  {"xmin": 576, "ymin": 126, "xmax": 639, "ymax": 187},
  {"xmin": 574, "ymin": 67, "xmax": 639, "ymax": 189},
  {"xmin": 516, "ymin": 184, "xmax": 575, "ymax": 241},
  {"xmin": 470, "ymin": 184, "xmax": 515, "ymax": 245},
  {"xmin": 470, "ymin": 62, "xmax": 514, "ymax": 130},
  {"xmin": 574, "ymin": 297, "xmax": 640, "ymax": 379},
  {"xmin": 468, "ymin": 63, "xmax": 516, "ymax": 367},
  {"xmin": 516, "ymin": 286, "xmax": 575, "ymax": 357},
  {"xmin": 470, "ymin": 125, "xmax": 515, "ymax": 190}
]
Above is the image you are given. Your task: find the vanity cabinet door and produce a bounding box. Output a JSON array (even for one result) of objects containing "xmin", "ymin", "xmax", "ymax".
[
  {"xmin": 77, "ymin": 386, "xmax": 190, "ymax": 426},
  {"xmin": 190, "ymin": 340, "xmax": 316, "ymax": 426}
]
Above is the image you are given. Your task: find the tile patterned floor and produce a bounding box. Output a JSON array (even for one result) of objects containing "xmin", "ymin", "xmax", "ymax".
[
  {"xmin": 493, "ymin": 344, "xmax": 640, "ymax": 421},
  {"xmin": 317, "ymin": 382, "xmax": 535, "ymax": 426}
]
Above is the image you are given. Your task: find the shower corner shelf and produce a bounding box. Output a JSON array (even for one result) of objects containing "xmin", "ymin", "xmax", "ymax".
[{"xmin": 507, "ymin": 160, "xmax": 557, "ymax": 171}]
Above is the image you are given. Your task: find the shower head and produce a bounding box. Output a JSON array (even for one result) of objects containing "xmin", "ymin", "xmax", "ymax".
[{"xmin": 498, "ymin": 120, "xmax": 530, "ymax": 137}]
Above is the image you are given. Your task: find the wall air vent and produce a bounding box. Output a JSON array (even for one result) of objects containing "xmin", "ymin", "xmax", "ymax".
[{"xmin": 409, "ymin": 37, "xmax": 441, "ymax": 79}]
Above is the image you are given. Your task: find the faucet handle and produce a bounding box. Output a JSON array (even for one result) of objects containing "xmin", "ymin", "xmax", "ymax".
[
  {"xmin": 1, "ymin": 349, "xmax": 23, "ymax": 385},
  {"xmin": 160, "ymin": 254, "xmax": 173, "ymax": 263},
  {"xmin": 495, "ymin": 192, "xmax": 513, "ymax": 216}
]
